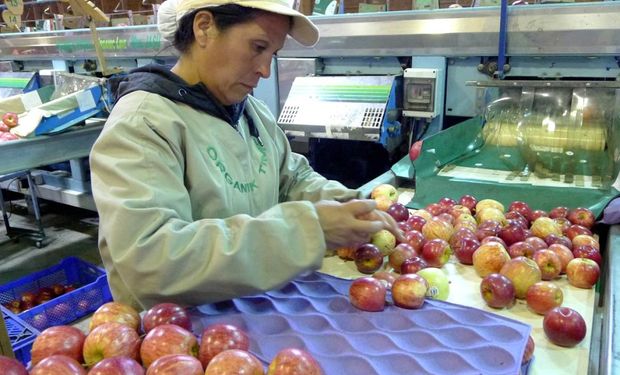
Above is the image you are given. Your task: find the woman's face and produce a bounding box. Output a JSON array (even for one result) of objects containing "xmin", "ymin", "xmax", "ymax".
[{"xmin": 195, "ymin": 11, "xmax": 290, "ymax": 106}]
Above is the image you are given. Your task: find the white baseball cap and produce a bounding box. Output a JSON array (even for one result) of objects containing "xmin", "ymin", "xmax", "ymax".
[{"xmin": 157, "ymin": 0, "xmax": 319, "ymax": 47}]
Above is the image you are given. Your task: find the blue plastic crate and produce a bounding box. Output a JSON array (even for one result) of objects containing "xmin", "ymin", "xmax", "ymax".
[
  {"xmin": 1, "ymin": 305, "xmax": 39, "ymax": 366},
  {"xmin": 0, "ymin": 257, "xmax": 112, "ymax": 331}
]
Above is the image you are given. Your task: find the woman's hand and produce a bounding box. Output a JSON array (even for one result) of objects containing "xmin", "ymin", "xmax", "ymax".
[{"xmin": 314, "ymin": 199, "xmax": 405, "ymax": 250}]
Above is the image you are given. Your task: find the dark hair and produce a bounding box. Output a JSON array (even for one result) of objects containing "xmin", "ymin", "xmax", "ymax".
[{"xmin": 173, "ymin": 4, "xmax": 267, "ymax": 54}]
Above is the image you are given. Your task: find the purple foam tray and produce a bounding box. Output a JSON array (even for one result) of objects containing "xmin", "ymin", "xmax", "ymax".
[{"xmin": 193, "ymin": 272, "xmax": 532, "ymax": 375}]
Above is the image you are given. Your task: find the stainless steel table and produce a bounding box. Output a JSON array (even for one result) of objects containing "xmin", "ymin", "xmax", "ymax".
[{"xmin": 0, "ymin": 121, "xmax": 104, "ymax": 246}]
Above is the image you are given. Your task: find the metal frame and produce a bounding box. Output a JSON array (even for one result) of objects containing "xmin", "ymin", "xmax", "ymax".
[
  {"xmin": 0, "ymin": 3, "xmax": 619, "ymax": 60},
  {"xmin": 0, "ymin": 123, "xmax": 103, "ymax": 176}
]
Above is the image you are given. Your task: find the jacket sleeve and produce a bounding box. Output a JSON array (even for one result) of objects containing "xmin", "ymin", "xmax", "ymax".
[
  {"xmin": 90, "ymin": 100, "xmax": 328, "ymax": 309},
  {"xmin": 250, "ymin": 99, "xmax": 362, "ymax": 203}
]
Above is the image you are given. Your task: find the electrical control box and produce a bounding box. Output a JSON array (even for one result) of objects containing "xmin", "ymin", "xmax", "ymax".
[{"xmin": 403, "ymin": 68, "xmax": 438, "ymax": 119}]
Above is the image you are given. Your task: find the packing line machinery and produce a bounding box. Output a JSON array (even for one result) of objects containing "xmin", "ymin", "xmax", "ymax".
[{"xmin": 0, "ymin": 4, "xmax": 619, "ymax": 372}]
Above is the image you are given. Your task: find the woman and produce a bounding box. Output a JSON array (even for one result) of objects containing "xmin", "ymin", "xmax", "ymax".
[{"xmin": 89, "ymin": 0, "xmax": 402, "ymax": 310}]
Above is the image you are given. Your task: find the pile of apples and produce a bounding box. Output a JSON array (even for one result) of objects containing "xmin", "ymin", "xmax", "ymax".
[
  {"xmin": 0, "ymin": 111, "xmax": 20, "ymax": 142},
  {"xmin": 342, "ymin": 183, "xmax": 602, "ymax": 351},
  {"xmin": 0, "ymin": 301, "xmax": 323, "ymax": 374},
  {"xmin": 2, "ymin": 283, "xmax": 77, "ymax": 314}
]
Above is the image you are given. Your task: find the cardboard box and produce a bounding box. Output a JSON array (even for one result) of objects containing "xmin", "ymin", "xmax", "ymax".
[{"xmin": 388, "ymin": 0, "xmax": 413, "ymax": 11}]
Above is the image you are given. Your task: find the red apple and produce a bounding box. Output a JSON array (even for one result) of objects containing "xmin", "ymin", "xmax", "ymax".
[
  {"xmin": 31, "ymin": 325, "xmax": 86, "ymax": 366},
  {"xmin": 3, "ymin": 299, "xmax": 21, "ymax": 314},
  {"xmin": 354, "ymin": 244, "xmax": 383, "ymax": 274},
  {"xmin": 406, "ymin": 215, "xmax": 427, "ymax": 232},
  {"xmin": 36, "ymin": 287, "xmax": 54, "ymax": 305},
  {"xmin": 524, "ymin": 236, "xmax": 548, "ymax": 253},
  {"xmin": 198, "ymin": 324, "xmax": 249, "ymax": 368},
  {"xmin": 0, "ymin": 355, "xmax": 28, "ymax": 375},
  {"xmin": 522, "ymin": 335, "xmax": 535, "ymax": 364},
  {"xmin": 388, "ymin": 243, "xmax": 418, "ymax": 271},
  {"xmin": 508, "ymin": 201, "xmax": 533, "ymax": 222},
  {"xmin": 140, "ymin": 324, "xmax": 199, "ymax": 368},
  {"xmin": 20, "ymin": 291, "xmax": 37, "ymax": 304},
  {"xmin": 532, "ymin": 249, "xmax": 562, "ymax": 280},
  {"xmin": 548, "ymin": 206, "xmax": 569, "ymax": 219},
  {"xmin": 403, "ymin": 230, "xmax": 425, "ymax": 252},
  {"xmin": 505, "ymin": 211, "xmax": 529, "ymax": 229},
  {"xmin": 409, "ymin": 140, "xmax": 423, "ymax": 161},
  {"xmin": 397, "ymin": 221, "xmax": 414, "ymax": 233},
  {"xmin": 449, "ymin": 227, "xmax": 476, "ymax": 246},
  {"xmin": 0, "ymin": 122, "xmax": 9, "ymax": 132},
  {"xmin": 507, "ymin": 241, "xmax": 535, "ymax": 259},
  {"xmin": 554, "ymin": 217, "xmax": 572, "ymax": 234},
  {"xmin": 453, "ymin": 213, "xmax": 477, "ymax": 232},
  {"xmin": 65, "ymin": 284, "xmax": 77, "ymax": 293},
  {"xmin": 438, "ymin": 197, "xmax": 457, "ymax": 208},
  {"xmin": 205, "ymin": 349, "xmax": 264, "ymax": 375},
  {"xmin": 267, "ymin": 348, "xmax": 322, "ymax": 375},
  {"xmin": 49, "ymin": 302, "xmax": 72, "ymax": 322},
  {"xmin": 147, "ymin": 354, "xmax": 203, "ymax": 375},
  {"xmin": 499, "ymin": 257, "xmax": 542, "ymax": 299},
  {"xmin": 0, "ymin": 131, "xmax": 18, "ymax": 141},
  {"xmin": 335, "ymin": 245, "xmax": 357, "ymax": 261},
  {"xmin": 479, "ymin": 273, "xmax": 515, "ymax": 309},
  {"xmin": 475, "ymin": 220, "xmax": 501, "ymax": 241},
  {"xmin": 391, "ymin": 273, "xmax": 428, "ymax": 309},
  {"xmin": 89, "ymin": 302, "xmax": 141, "ymax": 332},
  {"xmin": 572, "ymin": 234, "xmax": 600, "ymax": 251},
  {"xmin": 372, "ymin": 271, "xmax": 398, "ymax": 288},
  {"xmin": 142, "ymin": 303, "xmax": 192, "ymax": 333},
  {"xmin": 565, "ymin": 225, "xmax": 593, "ymax": 240},
  {"xmin": 458, "ymin": 195, "xmax": 478, "ymax": 212},
  {"xmin": 567, "ymin": 207, "xmax": 595, "ymax": 229},
  {"xmin": 420, "ymin": 238, "xmax": 452, "ymax": 268},
  {"xmin": 526, "ymin": 281, "xmax": 563, "ymax": 315},
  {"xmin": 449, "ymin": 205, "xmax": 471, "ymax": 221},
  {"xmin": 425, "ymin": 202, "xmax": 446, "ymax": 217},
  {"xmin": 400, "ymin": 256, "xmax": 428, "ymax": 274},
  {"xmin": 30, "ymin": 355, "xmax": 86, "ymax": 375},
  {"xmin": 349, "ymin": 276, "xmax": 386, "ymax": 312},
  {"xmin": 387, "ymin": 202, "xmax": 409, "ymax": 222},
  {"xmin": 499, "ymin": 222, "xmax": 527, "ymax": 246},
  {"xmin": 572, "ymin": 245, "xmax": 603, "ymax": 266},
  {"xmin": 28, "ymin": 312, "xmax": 49, "ymax": 330},
  {"xmin": 89, "ymin": 356, "xmax": 145, "ymax": 375},
  {"xmin": 83, "ymin": 322, "xmax": 141, "ymax": 367},
  {"xmin": 51, "ymin": 284, "xmax": 66, "ymax": 297},
  {"xmin": 543, "ymin": 307, "xmax": 587, "ymax": 347},
  {"xmin": 544, "ymin": 234, "xmax": 573, "ymax": 250},
  {"xmin": 547, "ymin": 244, "xmax": 574, "ymax": 274},
  {"xmin": 472, "ymin": 242, "xmax": 510, "ymax": 278},
  {"xmin": 566, "ymin": 258, "xmax": 600, "ymax": 289},
  {"xmin": 2, "ymin": 112, "xmax": 19, "ymax": 128},
  {"xmin": 451, "ymin": 235, "xmax": 480, "ymax": 265},
  {"xmin": 530, "ymin": 210, "xmax": 548, "ymax": 221},
  {"xmin": 436, "ymin": 212, "xmax": 455, "ymax": 225},
  {"xmin": 422, "ymin": 217, "xmax": 454, "ymax": 241}
]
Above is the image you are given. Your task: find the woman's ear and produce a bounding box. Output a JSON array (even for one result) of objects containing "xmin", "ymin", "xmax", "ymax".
[{"xmin": 193, "ymin": 10, "xmax": 215, "ymax": 46}]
